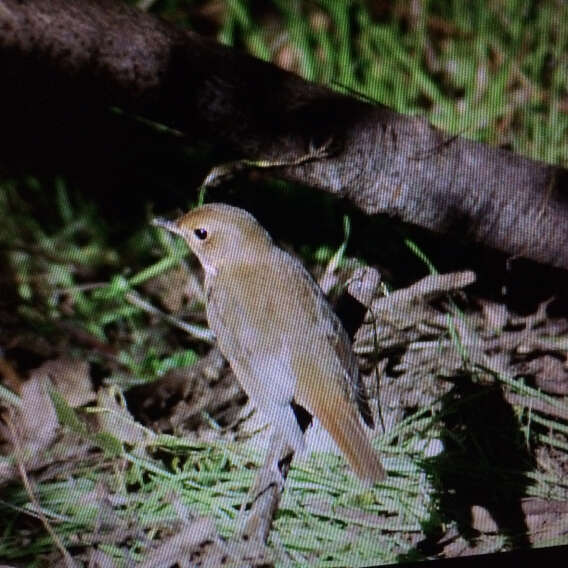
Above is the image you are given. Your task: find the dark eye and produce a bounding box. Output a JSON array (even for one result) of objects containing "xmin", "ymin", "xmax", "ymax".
[{"xmin": 194, "ymin": 228, "xmax": 208, "ymax": 240}]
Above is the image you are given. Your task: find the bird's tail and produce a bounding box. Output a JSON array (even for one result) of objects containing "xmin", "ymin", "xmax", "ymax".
[{"xmin": 319, "ymin": 395, "xmax": 386, "ymax": 486}]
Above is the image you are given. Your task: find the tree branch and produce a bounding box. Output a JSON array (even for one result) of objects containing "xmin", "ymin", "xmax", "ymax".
[{"xmin": 1, "ymin": 0, "xmax": 567, "ymax": 269}]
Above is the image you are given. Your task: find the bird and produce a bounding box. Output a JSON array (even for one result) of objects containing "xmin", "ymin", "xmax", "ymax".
[{"xmin": 152, "ymin": 203, "xmax": 385, "ymax": 485}]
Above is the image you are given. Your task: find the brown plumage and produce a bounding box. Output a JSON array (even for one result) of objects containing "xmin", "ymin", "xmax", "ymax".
[{"xmin": 153, "ymin": 203, "xmax": 385, "ymax": 484}]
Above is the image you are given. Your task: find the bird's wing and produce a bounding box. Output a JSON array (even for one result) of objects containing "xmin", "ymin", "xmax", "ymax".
[
  {"xmin": 268, "ymin": 251, "xmax": 384, "ymax": 482},
  {"xmin": 277, "ymin": 250, "xmax": 375, "ymax": 428}
]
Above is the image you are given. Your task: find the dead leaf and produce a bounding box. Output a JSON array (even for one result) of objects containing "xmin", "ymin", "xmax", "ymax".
[
  {"xmin": 95, "ymin": 387, "xmax": 153, "ymax": 450},
  {"xmin": 34, "ymin": 358, "xmax": 95, "ymax": 408},
  {"xmin": 139, "ymin": 517, "xmax": 270, "ymax": 567},
  {"xmin": 1, "ymin": 374, "xmax": 58, "ymax": 456},
  {"xmin": 516, "ymin": 355, "xmax": 568, "ymax": 395},
  {"xmin": 347, "ymin": 266, "xmax": 382, "ymax": 308}
]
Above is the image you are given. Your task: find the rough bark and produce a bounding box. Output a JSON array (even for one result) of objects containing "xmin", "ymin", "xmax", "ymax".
[{"xmin": 1, "ymin": 0, "xmax": 567, "ymax": 269}]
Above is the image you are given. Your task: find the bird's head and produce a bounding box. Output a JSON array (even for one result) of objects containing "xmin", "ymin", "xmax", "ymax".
[{"xmin": 152, "ymin": 203, "xmax": 273, "ymax": 274}]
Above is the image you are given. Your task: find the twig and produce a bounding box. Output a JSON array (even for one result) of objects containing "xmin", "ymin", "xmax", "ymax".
[
  {"xmin": 125, "ymin": 290, "xmax": 215, "ymax": 344},
  {"xmin": 505, "ymin": 392, "xmax": 568, "ymax": 422}
]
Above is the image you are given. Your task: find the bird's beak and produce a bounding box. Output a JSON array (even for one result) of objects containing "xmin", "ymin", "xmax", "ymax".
[{"xmin": 151, "ymin": 216, "xmax": 183, "ymax": 236}]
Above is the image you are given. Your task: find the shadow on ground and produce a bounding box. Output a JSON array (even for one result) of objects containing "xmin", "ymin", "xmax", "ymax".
[{"xmin": 402, "ymin": 374, "xmax": 535, "ymax": 560}]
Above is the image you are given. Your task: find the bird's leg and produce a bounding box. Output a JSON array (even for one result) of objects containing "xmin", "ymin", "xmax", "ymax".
[
  {"xmin": 240, "ymin": 428, "xmax": 292, "ymax": 512},
  {"xmin": 236, "ymin": 400, "xmax": 303, "ymax": 528},
  {"xmin": 237, "ymin": 427, "xmax": 295, "ymax": 542}
]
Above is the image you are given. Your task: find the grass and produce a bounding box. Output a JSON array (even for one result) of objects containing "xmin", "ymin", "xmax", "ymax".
[
  {"xmin": 1, "ymin": 0, "xmax": 567, "ymax": 565},
  {"xmin": 0, "ymin": 403, "xmax": 437, "ymax": 566}
]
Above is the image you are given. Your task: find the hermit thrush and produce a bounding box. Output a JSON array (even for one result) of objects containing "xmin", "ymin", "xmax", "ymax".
[{"xmin": 153, "ymin": 204, "xmax": 385, "ymax": 484}]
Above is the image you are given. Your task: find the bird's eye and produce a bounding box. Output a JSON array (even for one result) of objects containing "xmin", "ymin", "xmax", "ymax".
[{"xmin": 194, "ymin": 228, "xmax": 208, "ymax": 240}]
